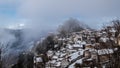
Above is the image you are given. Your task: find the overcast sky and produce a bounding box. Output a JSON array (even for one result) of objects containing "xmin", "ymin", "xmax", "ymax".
[{"xmin": 0, "ymin": 0, "xmax": 120, "ymax": 29}]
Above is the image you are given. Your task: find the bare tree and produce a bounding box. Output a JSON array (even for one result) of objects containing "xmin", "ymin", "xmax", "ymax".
[
  {"xmin": 35, "ymin": 34, "xmax": 55, "ymax": 54},
  {"xmin": 112, "ymin": 20, "xmax": 120, "ymax": 45},
  {"xmin": 58, "ymin": 18, "xmax": 84, "ymax": 37},
  {"xmin": 111, "ymin": 20, "xmax": 120, "ymax": 68},
  {"xmin": 101, "ymin": 20, "xmax": 120, "ymax": 68}
]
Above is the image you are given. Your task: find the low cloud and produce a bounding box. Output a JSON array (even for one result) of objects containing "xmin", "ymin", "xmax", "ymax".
[{"xmin": 17, "ymin": 0, "xmax": 120, "ymax": 29}]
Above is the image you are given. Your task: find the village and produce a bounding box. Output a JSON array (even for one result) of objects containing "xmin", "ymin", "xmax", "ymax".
[
  {"xmin": 1, "ymin": 0, "xmax": 120, "ymax": 68},
  {"xmin": 33, "ymin": 26, "xmax": 120, "ymax": 68},
  {"xmin": 0, "ymin": 20, "xmax": 120, "ymax": 68}
]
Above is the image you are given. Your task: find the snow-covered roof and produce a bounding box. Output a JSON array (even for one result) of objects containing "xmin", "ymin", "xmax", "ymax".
[
  {"xmin": 47, "ymin": 50, "xmax": 53, "ymax": 54},
  {"xmin": 73, "ymin": 44, "xmax": 82, "ymax": 48},
  {"xmin": 110, "ymin": 29, "xmax": 116, "ymax": 33},
  {"xmin": 76, "ymin": 41, "xmax": 81, "ymax": 44},
  {"xmin": 50, "ymin": 60, "xmax": 56, "ymax": 64},
  {"xmin": 54, "ymin": 44, "xmax": 59, "ymax": 48},
  {"xmin": 81, "ymin": 41, "xmax": 86, "ymax": 45},
  {"xmin": 66, "ymin": 44, "xmax": 73, "ymax": 49},
  {"xmin": 57, "ymin": 58, "xmax": 63, "ymax": 61},
  {"xmin": 52, "ymin": 55, "xmax": 58, "ymax": 59},
  {"xmin": 36, "ymin": 57, "xmax": 43, "ymax": 62},
  {"xmin": 100, "ymin": 37, "xmax": 109, "ymax": 42},
  {"xmin": 54, "ymin": 62, "xmax": 61, "ymax": 67},
  {"xmin": 55, "ymin": 52, "xmax": 60, "ymax": 56},
  {"xmin": 68, "ymin": 50, "xmax": 77, "ymax": 53},
  {"xmin": 102, "ymin": 32, "xmax": 106, "ymax": 34},
  {"xmin": 59, "ymin": 53, "xmax": 66, "ymax": 58},
  {"xmin": 60, "ymin": 48, "xmax": 66, "ymax": 51},
  {"xmin": 98, "ymin": 49, "xmax": 114, "ymax": 55},
  {"xmin": 69, "ymin": 50, "xmax": 84, "ymax": 61}
]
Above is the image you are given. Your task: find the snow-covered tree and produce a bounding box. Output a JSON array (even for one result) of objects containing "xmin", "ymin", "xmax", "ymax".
[{"xmin": 58, "ymin": 18, "xmax": 84, "ymax": 37}]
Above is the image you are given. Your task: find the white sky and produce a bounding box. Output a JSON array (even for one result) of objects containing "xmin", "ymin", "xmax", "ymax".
[{"xmin": 0, "ymin": 0, "xmax": 120, "ymax": 29}]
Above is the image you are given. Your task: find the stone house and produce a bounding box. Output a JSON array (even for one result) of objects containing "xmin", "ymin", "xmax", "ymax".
[
  {"xmin": 115, "ymin": 34, "xmax": 120, "ymax": 46},
  {"xmin": 83, "ymin": 50, "xmax": 91, "ymax": 59}
]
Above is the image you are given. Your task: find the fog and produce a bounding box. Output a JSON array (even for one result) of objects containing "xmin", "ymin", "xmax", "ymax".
[
  {"xmin": 0, "ymin": 21, "xmax": 54, "ymax": 53},
  {"xmin": 0, "ymin": 20, "xmax": 56, "ymax": 67}
]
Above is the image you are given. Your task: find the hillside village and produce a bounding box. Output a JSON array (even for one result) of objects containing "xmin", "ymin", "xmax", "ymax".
[
  {"xmin": 33, "ymin": 26, "xmax": 120, "ymax": 68},
  {"xmin": 1, "ymin": 0, "xmax": 120, "ymax": 68},
  {"xmin": 0, "ymin": 19, "xmax": 120, "ymax": 68}
]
